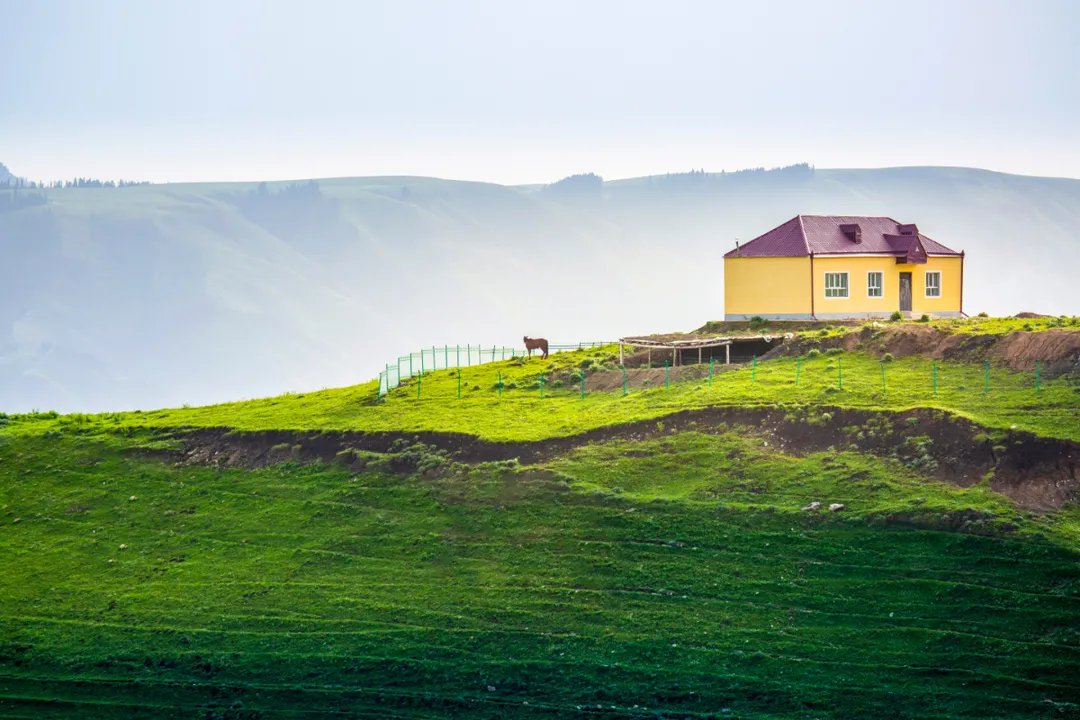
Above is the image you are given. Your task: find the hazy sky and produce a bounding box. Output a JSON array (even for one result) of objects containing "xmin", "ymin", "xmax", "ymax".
[{"xmin": 3, "ymin": 0, "xmax": 1078, "ymax": 184}]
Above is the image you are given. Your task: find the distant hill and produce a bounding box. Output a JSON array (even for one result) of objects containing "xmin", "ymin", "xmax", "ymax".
[
  {"xmin": 2, "ymin": 164, "xmax": 1079, "ymax": 412},
  {"xmin": 0, "ymin": 162, "xmax": 16, "ymax": 183}
]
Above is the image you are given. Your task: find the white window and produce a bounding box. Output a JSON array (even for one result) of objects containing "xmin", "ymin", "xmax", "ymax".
[
  {"xmin": 867, "ymin": 272, "xmax": 883, "ymax": 298},
  {"xmin": 925, "ymin": 271, "xmax": 941, "ymax": 298},
  {"xmin": 824, "ymin": 272, "xmax": 849, "ymax": 298}
]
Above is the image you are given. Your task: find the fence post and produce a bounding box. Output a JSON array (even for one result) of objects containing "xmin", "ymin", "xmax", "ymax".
[
  {"xmin": 420, "ymin": 349, "xmax": 424, "ymax": 376},
  {"xmin": 932, "ymin": 361, "xmax": 938, "ymax": 395},
  {"xmin": 456, "ymin": 344, "xmax": 460, "ymax": 368},
  {"xmin": 664, "ymin": 360, "xmax": 669, "ymax": 390},
  {"xmin": 445, "ymin": 345, "xmax": 449, "ymax": 368},
  {"xmin": 457, "ymin": 367, "xmax": 461, "ymax": 399},
  {"xmin": 409, "ymin": 353, "xmax": 413, "ymax": 377},
  {"xmin": 1036, "ymin": 360, "xmax": 1042, "ymax": 392},
  {"xmin": 983, "ymin": 360, "xmax": 989, "ymax": 394},
  {"xmin": 492, "ymin": 345, "xmax": 496, "ymax": 362},
  {"xmin": 621, "ymin": 364, "xmax": 628, "ymax": 396},
  {"xmin": 468, "ymin": 345, "xmax": 472, "ymax": 367},
  {"xmin": 433, "ymin": 346, "xmax": 437, "ymax": 371},
  {"xmin": 838, "ymin": 358, "xmax": 843, "ymax": 389},
  {"xmin": 796, "ymin": 356, "xmax": 801, "ymax": 386}
]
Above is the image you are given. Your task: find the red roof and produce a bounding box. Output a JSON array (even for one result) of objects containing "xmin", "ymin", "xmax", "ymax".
[{"xmin": 725, "ymin": 215, "xmax": 961, "ymax": 259}]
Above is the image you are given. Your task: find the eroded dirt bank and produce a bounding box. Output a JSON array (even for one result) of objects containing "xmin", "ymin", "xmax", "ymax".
[
  {"xmin": 173, "ymin": 405, "xmax": 1077, "ymax": 511},
  {"xmin": 765, "ymin": 325, "xmax": 1080, "ymax": 376}
]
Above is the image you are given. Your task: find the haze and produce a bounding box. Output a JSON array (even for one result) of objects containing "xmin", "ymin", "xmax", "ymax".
[{"xmin": 3, "ymin": 0, "xmax": 1079, "ymax": 184}]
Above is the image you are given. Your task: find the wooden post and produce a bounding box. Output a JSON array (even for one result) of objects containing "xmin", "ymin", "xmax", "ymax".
[
  {"xmin": 698, "ymin": 347, "xmax": 702, "ymax": 365},
  {"xmin": 619, "ymin": 343, "xmax": 624, "ymax": 365},
  {"xmin": 725, "ymin": 344, "xmax": 730, "ymax": 364}
]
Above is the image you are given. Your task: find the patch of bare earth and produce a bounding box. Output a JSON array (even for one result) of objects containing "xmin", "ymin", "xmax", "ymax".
[
  {"xmin": 769, "ymin": 325, "xmax": 1080, "ymax": 376},
  {"xmin": 172, "ymin": 406, "xmax": 1077, "ymax": 511}
]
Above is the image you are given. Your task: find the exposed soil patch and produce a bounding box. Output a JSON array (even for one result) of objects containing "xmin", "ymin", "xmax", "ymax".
[
  {"xmin": 768, "ymin": 326, "xmax": 1080, "ymax": 376},
  {"xmin": 173, "ymin": 406, "xmax": 1077, "ymax": 511}
]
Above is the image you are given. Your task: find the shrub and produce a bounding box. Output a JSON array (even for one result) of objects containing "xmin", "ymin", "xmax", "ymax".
[
  {"xmin": 806, "ymin": 348, "xmax": 821, "ymax": 358},
  {"xmin": 977, "ymin": 312, "xmax": 989, "ymax": 318},
  {"xmin": 825, "ymin": 347, "xmax": 844, "ymax": 356},
  {"xmin": 1023, "ymin": 323, "xmax": 1033, "ymax": 331},
  {"xmin": 818, "ymin": 329, "xmax": 829, "ymax": 337},
  {"xmin": 889, "ymin": 311, "xmax": 903, "ymax": 322},
  {"xmin": 918, "ymin": 314, "xmax": 930, "ymax": 322},
  {"xmin": 749, "ymin": 316, "xmax": 767, "ymax": 329},
  {"xmin": 882, "ymin": 353, "xmax": 894, "ymax": 362}
]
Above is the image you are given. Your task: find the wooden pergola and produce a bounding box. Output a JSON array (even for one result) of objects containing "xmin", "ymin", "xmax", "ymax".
[{"xmin": 618, "ymin": 334, "xmax": 793, "ymax": 366}]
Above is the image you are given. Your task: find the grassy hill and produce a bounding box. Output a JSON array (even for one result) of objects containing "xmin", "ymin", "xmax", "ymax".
[
  {"xmin": 3, "ymin": 165, "xmax": 1080, "ymax": 413},
  {"xmin": 1, "ymin": 319, "xmax": 1078, "ymax": 718}
]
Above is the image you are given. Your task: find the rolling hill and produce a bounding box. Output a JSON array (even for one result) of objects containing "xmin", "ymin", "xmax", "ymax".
[
  {"xmin": 1, "ymin": 319, "xmax": 1078, "ymax": 718},
  {"xmin": 2, "ymin": 164, "xmax": 1080, "ymax": 413}
]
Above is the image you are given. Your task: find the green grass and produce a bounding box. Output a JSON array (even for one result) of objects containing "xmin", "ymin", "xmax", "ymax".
[
  {"xmin": 9, "ymin": 349, "xmax": 1073, "ymax": 443},
  {"xmin": 1, "ymin": 430, "xmax": 1078, "ymax": 718},
  {"xmin": 1, "ymin": 335, "xmax": 1078, "ymax": 717}
]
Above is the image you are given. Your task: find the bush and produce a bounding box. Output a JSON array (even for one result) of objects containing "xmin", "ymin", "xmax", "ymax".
[
  {"xmin": 749, "ymin": 316, "xmax": 767, "ymax": 329},
  {"xmin": 825, "ymin": 347, "xmax": 844, "ymax": 356},
  {"xmin": 806, "ymin": 348, "xmax": 821, "ymax": 358},
  {"xmin": 918, "ymin": 314, "xmax": 930, "ymax": 322},
  {"xmin": 889, "ymin": 311, "xmax": 903, "ymax": 322},
  {"xmin": 977, "ymin": 311, "xmax": 989, "ymax": 318},
  {"xmin": 882, "ymin": 353, "xmax": 894, "ymax": 362}
]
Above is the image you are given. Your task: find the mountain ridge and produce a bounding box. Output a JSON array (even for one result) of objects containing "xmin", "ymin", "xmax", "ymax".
[{"xmin": 2, "ymin": 164, "xmax": 1078, "ymax": 413}]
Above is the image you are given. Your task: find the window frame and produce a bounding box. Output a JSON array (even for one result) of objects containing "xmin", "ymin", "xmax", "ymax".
[
  {"xmin": 925, "ymin": 271, "xmax": 942, "ymax": 298},
  {"xmin": 823, "ymin": 271, "xmax": 850, "ymax": 299},
  {"xmin": 866, "ymin": 271, "xmax": 884, "ymax": 299}
]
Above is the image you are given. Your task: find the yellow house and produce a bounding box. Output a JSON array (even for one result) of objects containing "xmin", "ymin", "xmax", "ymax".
[{"xmin": 724, "ymin": 215, "xmax": 964, "ymax": 320}]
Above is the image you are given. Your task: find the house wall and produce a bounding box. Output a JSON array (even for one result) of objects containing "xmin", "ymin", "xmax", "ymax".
[
  {"xmin": 813, "ymin": 255, "xmax": 962, "ymax": 318},
  {"xmin": 724, "ymin": 256, "xmax": 812, "ymax": 319},
  {"xmin": 724, "ymin": 254, "xmax": 963, "ymax": 320}
]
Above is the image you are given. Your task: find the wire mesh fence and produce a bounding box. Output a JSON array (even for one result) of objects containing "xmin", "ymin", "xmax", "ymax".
[
  {"xmin": 378, "ymin": 342, "xmax": 611, "ymax": 397},
  {"xmin": 378, "ymin": 345, "xmax": 1065, "ymax": 404}
]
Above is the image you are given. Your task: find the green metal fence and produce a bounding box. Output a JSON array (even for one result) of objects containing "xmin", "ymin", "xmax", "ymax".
[
  {"xmin": 378, "ymin": 342, "xmax": 611, "ymax": 397},
  {"xmin": 378, "ymin": 348, "xmax": 1061, "ymax": 403}
]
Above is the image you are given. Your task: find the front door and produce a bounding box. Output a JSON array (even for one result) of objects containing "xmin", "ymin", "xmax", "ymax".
[{"xmin": 899, "ymin": 272, "xmax": 912, "ymax": 312}]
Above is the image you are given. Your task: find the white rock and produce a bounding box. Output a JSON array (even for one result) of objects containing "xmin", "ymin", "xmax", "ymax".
[
  {"xmin": 829, "ymin": 503, "xmax": 845, "ymax": 512},
  {"xmin": 802, "ymin": 501, "xmax": 821, "ymax": 511}
]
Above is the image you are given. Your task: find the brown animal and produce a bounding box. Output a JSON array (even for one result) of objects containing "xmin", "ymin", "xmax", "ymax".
[{"xmin": 523, "ymin": 336, "xmax": 549, "ymax": 359}]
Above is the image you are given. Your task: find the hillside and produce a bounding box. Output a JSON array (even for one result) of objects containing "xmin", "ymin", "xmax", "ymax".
[
  {"xmin": 3, "ymin": 165, "xmax": 1080, "ymax": 413},
  {"xmin": 1, "ymin": 320, "xmax": 1078, "ymax": 718}
]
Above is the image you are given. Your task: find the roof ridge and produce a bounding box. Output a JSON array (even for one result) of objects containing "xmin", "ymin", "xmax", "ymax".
[{"xmin": 796, "ymin": 214, "xmax": 810, "ymax": 254}]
